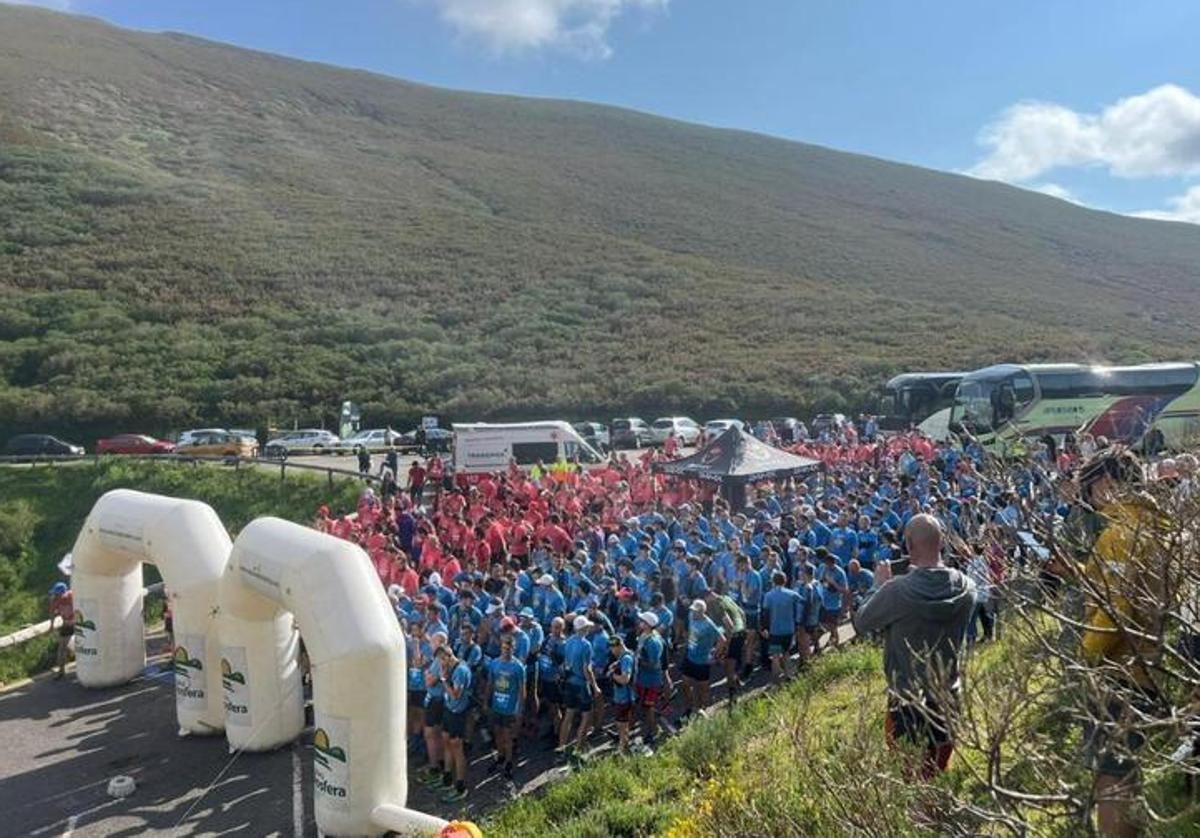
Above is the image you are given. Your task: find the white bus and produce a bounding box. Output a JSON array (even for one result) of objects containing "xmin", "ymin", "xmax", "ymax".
[{"xmin": 452, "ymin": 421, "xmax": 605, "ymax": 474}]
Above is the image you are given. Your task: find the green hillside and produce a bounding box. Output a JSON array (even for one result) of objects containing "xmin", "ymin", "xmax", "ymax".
[{"xmin": 2, "ymin": 6, "xmax": 1200, "ymax": 441}]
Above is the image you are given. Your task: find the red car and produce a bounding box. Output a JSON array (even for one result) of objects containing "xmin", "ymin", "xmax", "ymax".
[{"xmin": 96, "ymin": 434, "xmax": 176, "ymax": 455}]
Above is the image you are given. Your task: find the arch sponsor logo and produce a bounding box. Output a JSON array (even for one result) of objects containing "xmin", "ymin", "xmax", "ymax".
[
  {"xmin": 220, "ymin": 647, "xmax": 251, "ymax": 725},
  {"xmin": 313, "ymin": 716, "xmax": 351, "ymax": 811},
  {"xmin": 73, "ymin": 600, "xmax": 100, "ymax": 658},
  {"xmin": 174, "ymin": 636, "xmax": 208, "ymax": 708}
]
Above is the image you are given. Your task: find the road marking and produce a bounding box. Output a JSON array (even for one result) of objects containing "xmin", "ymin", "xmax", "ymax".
[
  {"xmin": 61, "ymin": 815, "xmax": 78, "ymax": 838},
  {"xmin": 292, "ymin": 741, "xmax": 304, "ymax": 837}
]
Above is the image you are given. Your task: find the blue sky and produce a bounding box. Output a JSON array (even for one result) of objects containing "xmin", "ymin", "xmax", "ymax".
[{"xmin": 9, "ymin": 0, "xmax": 1200, "ymax": 222}]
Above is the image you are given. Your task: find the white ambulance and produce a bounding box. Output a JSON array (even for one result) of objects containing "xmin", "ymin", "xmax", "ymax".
[{"xmin": 452, "ymin": 421, "xmax": 605, "ymax": 474}]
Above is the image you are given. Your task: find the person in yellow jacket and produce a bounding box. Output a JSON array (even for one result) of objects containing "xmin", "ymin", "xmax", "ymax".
[{"xmin": 1074, "ymin": 447, "xmax": 1167, "ymax": 838}]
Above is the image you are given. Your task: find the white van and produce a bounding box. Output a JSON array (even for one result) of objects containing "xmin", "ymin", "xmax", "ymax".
[{"xmin": 453, "ymin": 422, "xmax": 605, "ymax": 474}]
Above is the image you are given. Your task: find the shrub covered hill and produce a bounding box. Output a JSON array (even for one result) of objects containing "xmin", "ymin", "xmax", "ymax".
[{"xmin": 3, "ymin": 6, "xmax": 1200, "ymax": 441}]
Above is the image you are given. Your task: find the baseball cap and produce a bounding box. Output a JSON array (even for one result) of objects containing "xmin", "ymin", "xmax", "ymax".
[
  {"xmin": 638, "ymin": 611, "xmax": 659, "ymax": 628},
  {"xmin": 573, "ymin": 615, "xmax": 593, "ymax": 632},
  {"xmin": 428, "ymin": 572, "xmax": 442, "ymax": 588},
  {"xmin": 584, "ymin": 595, "xmax": 600, "ymax": 608},
  {"xmin": 537, "ymin": 573, "xmax": 555, "ymax": 586},
  {"xmin": 500, "ymin": 616, "xmax": 517, "ymax": 632},
  {"xmin": 673, "ymin": 539, "xmax": 687, "ymax": 550},
  {"xmin": 386, "ymin": 584, "xmax": 403, "ymax": 601},
  {"xmin": 518, "ymin": 607, "xmax": 535, "ymax": 619},
  {"xmin": 689, "ymin": 600, "xmax": 706, "ymax": 614},
  {"xmin": 50, "ymin": 582, "xmax": 68, "ymax": 596}
]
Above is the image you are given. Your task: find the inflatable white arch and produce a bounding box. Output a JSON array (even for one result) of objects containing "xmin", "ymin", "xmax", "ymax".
[
  {"xmin": 69, "ymin": 489, "xmax": 230, "ymax": 734},
  {"xmin": 223, "ymin": 517, "xmax": 443, "ymax": 836},
  {"xmin": 71, "ymin": 495, "xmax": 445, "ymax": 836}
]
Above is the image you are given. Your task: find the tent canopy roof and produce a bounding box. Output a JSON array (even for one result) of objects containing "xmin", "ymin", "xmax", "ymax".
[{"xmin": 652, "ymin": 426, "xmax": 819, "ymax": 484}]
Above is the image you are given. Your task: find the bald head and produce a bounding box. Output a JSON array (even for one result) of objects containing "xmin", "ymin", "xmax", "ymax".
[{"xmin": 904, "ymin": 514, "xmax": 943, "ymax": 568}]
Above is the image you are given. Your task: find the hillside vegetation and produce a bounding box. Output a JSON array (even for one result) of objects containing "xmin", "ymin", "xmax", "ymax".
[
  {"xmin": 0, "ymin": 460, "xmax": 359, "ymax": 682},
  {"xmin": 3, "ymin": 6, "xmax": 1200, "ymax": 442}
]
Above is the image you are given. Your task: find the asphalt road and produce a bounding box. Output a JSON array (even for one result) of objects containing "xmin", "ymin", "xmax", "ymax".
[{"xmin": 1, "ymin": 623, "xmax": 852, "ymax": 837}]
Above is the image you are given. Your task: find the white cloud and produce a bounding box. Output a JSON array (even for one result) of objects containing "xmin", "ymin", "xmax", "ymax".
[
  {"xmin": 1131, "ymin": 185, "xmax": 1200, "ymax": 224},
  {"xmin": 1025, "ymin": 182, "xmax": 1078, "ymax": 203},
  {"xmin": 424, "ymin": 0, "xmax": 667, "ymax": 58},
  {"xmin": 969, "ymin": 84, "xmax": 1200, "ymax": 182}
]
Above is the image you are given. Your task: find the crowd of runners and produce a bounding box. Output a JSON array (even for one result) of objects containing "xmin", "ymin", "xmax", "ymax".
[{"xmin": 309, "ymin": 421, "xmax": 1199, "ymax": 806}]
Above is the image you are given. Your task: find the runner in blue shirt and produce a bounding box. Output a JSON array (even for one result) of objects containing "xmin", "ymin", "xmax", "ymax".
[
  {"xmin": 816, "ymin": 549, "xmax": 849, "ymax": 650},
  {"xmin": 606, "ymin": 634, "xmax": 636, "ymax": 754},
  {"xmin": 846, "ymin": 559, "xmax": 875, "ymax": 611},
  {"xmin": 486, "ymin": 635, "xmax": 526, "ymax": 780},
  {"xmin": 418, "ymin": 631, "xmax": 449, "ymax": 786},
  {"xmin": 734, "ymin": 554, "xmax": 763, "ymax": 678},
  {"xmin": 437, "ymin": 645, "xmax": 473, "ymax": 802},
  {"xmin": 558, "ymin": 615, "xmax": 600, "ymax": 761},
  {"xmin": 761, "ymin": 571, "xmax": 803, "ymax": 681},
  {"xmin": 634, "ymin": 612, "xmax": 666, "ymax": 751},
  {"xmin": 682, "ymin": 600, "xmax": 725, "ymax": 721},
  {"xmin": 830, "ymin": 514, "xmax": 859, "ymax": 567}
]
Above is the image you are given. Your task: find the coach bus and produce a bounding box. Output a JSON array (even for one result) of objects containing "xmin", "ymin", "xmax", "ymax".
[
  {"xmin": 948, "ymin": 362, "xmax": 1200, "ymax": 453},
  {"xmin": 877, "ymin": 372, "xmax": 965, "ymax": 432}
]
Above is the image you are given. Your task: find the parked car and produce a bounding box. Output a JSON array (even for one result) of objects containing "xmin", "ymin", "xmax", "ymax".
[
  {"xmin": 572, "ymin": 422, "xmax": 610, "ymax": 452},
  {"xmin": 700, "ymin": 419, "xmax": 745, "ymax": 447},
  {"xmin": 97, "ymin": 434, "xmax": 176, "ymax": 455},
  {"xmin": 263, "ymin": 429, "xmax": 340, "ymax": 459},
  {"xmin": 4, "ymin": 434, "xmax": 85, "ymax": 457},
  {"xmin": 649, "ymin": 416, "xmax": 702, "ymax": 446},
  {"xmin": 334, "ymin": 428, "xmax": 403, "ymax": 454},
  {"xmin": 610, "ymin": 418, "xmax": 653, "ymax": 449},
  {"xmin": 770, "ymin": 417, "xmax": 803, "ymax": 444},
  {"xmin": 176, "ymin": 430, "xmax": 257, "ymax": 459},
  {"xmin": 811, "ymin": 413, "xmax": 848, "ymax": 435},
  {"xmin": 177, "ymin": 428, "xmax": 229, "ymax": 447},
  {"xmin": 397, "ymin": 427, "xmax": 453, "ymax": 454}
]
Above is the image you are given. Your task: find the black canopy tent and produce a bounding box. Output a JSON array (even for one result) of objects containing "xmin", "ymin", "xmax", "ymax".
[{"xmin": 652, "ymin": 426, "xmax": 820, "ymax": 511}]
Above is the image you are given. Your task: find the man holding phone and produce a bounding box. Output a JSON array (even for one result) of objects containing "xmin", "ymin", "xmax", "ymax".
[{"xmin": 852, "ymin": 514, "xmax": 976, "ymax": 777}]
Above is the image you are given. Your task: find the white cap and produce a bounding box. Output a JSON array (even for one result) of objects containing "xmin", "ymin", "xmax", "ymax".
[
  {"xmin": 689, "ymin": 600, "xmax": 706, "ymax": 614},
  {"xmin": 673, "ymin": 539, "xmax": 687, "ymax": 550},
  {"xmin": 638, "ymin": 611, "xmax": 659, "ymax": 629},
  {"xmin": 386, "ymin": 584, "xmax": 403, "ymax": 602},
  {"xmin": 537, "ymin": 573, "xmax": 555, "ymax": 586},
  {"xmin": 573, "ymin": 615, "xmax": 592, "ymax": 632},
  {"xmin": 428, "ymin": 572, "xmax": 442, "ymax": 588}
]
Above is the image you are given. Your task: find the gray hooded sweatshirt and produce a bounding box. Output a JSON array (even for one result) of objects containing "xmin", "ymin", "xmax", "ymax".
[{"xmin": 852, "ymin": 566, "xmax": 976, "ymax": 701}]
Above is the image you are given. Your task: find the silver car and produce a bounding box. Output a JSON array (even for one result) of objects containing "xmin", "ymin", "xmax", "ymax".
[{"xmin": 263, "ymin": 429, "xmax": 340, "ymax": 458}]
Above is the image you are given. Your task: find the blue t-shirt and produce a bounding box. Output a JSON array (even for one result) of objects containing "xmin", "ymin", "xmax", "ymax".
[
  {"xmin": 444, "ymin": 660, "xmax": 473, "ymax": 713},
  {"xmin": 635, "ymin": 632, "xmax": 665, "ymax": 687},
  {"xmin": 488, "ymin": 657, "xmax": 526, "ymax": 716},
  {"xmin": 818, "ymin": 565, "xmax": 848, "ymax": 611},
  {"xmin": 686, "ymin": 615, "xmax": 724, "ymax": 665},
  {"xmin": 424, "ymin": 656, "xmax": 444, "ymax": 704},
  {"xmin": 611, "ymin": 650, "xmax": 635, "ymax": 705},
  {"xmin": 736, "ymin": 568, "xmax": 763, "ymax": 613},
  {"xmin": 406, "ymin": 638, "xmax": 425, "ymax": 693},
  {"xmin": 538, "ymin": 634, "xmax": 565, "ymax": 679},
  {"xmin": 830, "ymin": 527, "xmax": 858, "ymax": 566},
  {"xmin": 848, "ymin": 568, "xmax": 875, "ymax": 596},
  {"xmin": 763, "ymin": 586, "xmax": 803, "ymax": 636},
  {"xmin": 564, "ymin": 634, "xmax": 591, "ymax": 686},
  {"xmin": 590, "ymin": 629, "xmax": 611, "ymax": 673}
]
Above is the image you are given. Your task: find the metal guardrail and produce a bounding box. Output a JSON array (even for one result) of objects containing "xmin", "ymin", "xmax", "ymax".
[{"xmin": 0, "ymin": 452, "xmax": 382, "ymax": 489}]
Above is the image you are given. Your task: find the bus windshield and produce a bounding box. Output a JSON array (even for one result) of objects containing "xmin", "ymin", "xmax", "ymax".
[{"xmin": 951, "ymin": 379, "xmax": 997, "ymax": 433}]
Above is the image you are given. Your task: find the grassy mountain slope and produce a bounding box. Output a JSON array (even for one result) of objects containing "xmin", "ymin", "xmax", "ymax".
[{"xmin": 2, "ymin": 6, "xmax": 1200, "ymax": 440}]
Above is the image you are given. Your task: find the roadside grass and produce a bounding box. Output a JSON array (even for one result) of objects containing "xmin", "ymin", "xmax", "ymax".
[
  {"xmin": 0, "ymin": 459, "xmax": 361, "ymax": 682},
  {"xmin": 488, "ymin": 624, "xmax": 1199, "ymax": 837}
]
